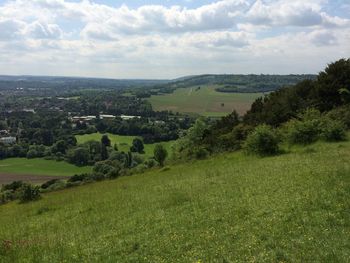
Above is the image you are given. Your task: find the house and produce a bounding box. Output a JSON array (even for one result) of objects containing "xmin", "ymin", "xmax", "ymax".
[
  {"xmin": 0, "ymin": 136, "xmax": 16, "ymax": 144},
  {"xmin": 120, "ymin": 115, "xmax": 141, "ymax": 120},
  {"xmin": 100, "ymin": 114, "xmax": 116, "ymax": 120}
]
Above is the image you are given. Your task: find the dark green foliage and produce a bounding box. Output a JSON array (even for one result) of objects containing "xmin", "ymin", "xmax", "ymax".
[
  {"xmin": 244, "ymin": 125, "xmax": 280, "ymax": 156},
  {"xmin": 93, "ymin": 160, "xmax": 123, "ymax": 179},
  {"xmin": 67, "ymin": 147, "xmax": 90, "ymax": 166},
  {"xmin": 41, "ymin": 179, "xmax": 60, "ymax": 190},
  {"xmin": 320, "ymin": 119, "xmax": 347, "ymax": 142},
  {"xmin": 244, "ymin": 59, "xmax": 350, "ymax": 126},
  {"xmin": 101, "ymin": 134, "xmax": 111, "ymax": 147},
  {"xmin": 154, "ymin": 144, "xmax": 168, "ymax": 166},
  {"xmin": 326, "ymin": 105, "xmax": 350, "ymax": 128},
  {"xmin": 68, "ymin": 173, "xmax": 90, "ymax": 183},
  {"xmin": 101, "ymin": 144, "xmax": 109, "ymax": 160},
  {"xmin": 19, "ymin": 184, "xmax": 41, "ymax": 203},
  {"xmin": 284, "ymin": 109, "xmax": 347, "ymax": 145},
  {"xmin": 130, "ymin": 138, "xmax": 144, "ymax": 153}
]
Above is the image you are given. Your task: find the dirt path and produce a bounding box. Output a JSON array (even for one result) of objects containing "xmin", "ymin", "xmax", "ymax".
[{"xmin": 0, "ymin": 174, "xmax": 68, "ymax": 185}]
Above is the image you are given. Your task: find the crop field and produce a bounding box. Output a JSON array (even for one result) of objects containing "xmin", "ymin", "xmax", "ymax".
[
  {"xmin": 76, "ymin": 133, "xmax": 174, "ymax": 157},
  {"xmin": 148, "ymin": 86, "xmax": 264, "ymax": 116},
  {"xmin": 0, "ymin": 140, "xmax": 349, "ymax": 262},
  {"xmin": 0, "ymin": 158, "xmax": 92, "ymax": 184}
]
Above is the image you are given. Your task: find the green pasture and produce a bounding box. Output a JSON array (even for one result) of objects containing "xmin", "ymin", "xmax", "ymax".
[
  {"xmin": 76, "ymin": 133, "xmax": 174, "ymax": 157},
  {"xmin": 148, "ymin": 86, "xmax": 264, "ymax": 116},
  {"xmin": 0, "ymin": 158, "xmax": 91, "ymax": 177}
]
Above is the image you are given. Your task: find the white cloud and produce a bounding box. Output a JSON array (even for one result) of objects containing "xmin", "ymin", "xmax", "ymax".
[{"xmin": 0, "ymin": 0, "xmax": 348, "ymax": 78}]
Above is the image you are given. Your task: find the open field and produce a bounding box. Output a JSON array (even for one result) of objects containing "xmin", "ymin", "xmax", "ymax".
[
  {"xmin": 148, "ymin": 86, "xmax": 264, "ymax": 116},
  {"xmin": 76, "ymin": 133, "xmax": 175, "ymax": 157},
  {"xmin": 0, "ymin": 158, "xmax": 92, "ymax": 184},
  {"xmin": 0, "ymin": 140, "xmax": 349, "ymax": 262}
]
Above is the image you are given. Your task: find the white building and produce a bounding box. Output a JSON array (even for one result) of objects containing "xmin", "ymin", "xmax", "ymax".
[
  {"xmin": 0, "ymin": 137, "xmax": 16, "ymax": 144},
  {"xmin": 120, "ymin": 115, "xmax": 141, "ymax": 120}
]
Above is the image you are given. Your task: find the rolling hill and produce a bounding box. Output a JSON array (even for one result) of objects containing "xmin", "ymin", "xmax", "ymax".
[{"xmin": 0, "ymin": 139, "xmax": 348, "ymax": 262}]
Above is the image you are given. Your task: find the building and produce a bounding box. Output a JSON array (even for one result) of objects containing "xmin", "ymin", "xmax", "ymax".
[
  {"xmin": 120, "ymin": 115, "xmax": 141, "ymax": 120},
  {"xmin": 0, "ymin": 136, "xmax": 16, "ymax": 144},
  {"xmin": 100, "ymin": 114, "xmax": 116, "ymax": 120}
]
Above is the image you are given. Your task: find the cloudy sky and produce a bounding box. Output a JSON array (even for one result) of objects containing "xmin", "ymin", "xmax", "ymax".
[{"xmin": 0, "ymin": 0, "xmax": 349, "ymax": 79}]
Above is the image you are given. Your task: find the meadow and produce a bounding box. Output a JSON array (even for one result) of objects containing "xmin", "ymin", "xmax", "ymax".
[
  {"xmin": 0, "ymin": 158, "xmax": 92, "ymax": 184},
  {"xmin": 0, "ymin": 158, "xmax": 91, "ymax": 177},
  {"xmin": 0, "ymin": 140, "xmax": 349, "ymax": 262},
  {"xmin": 148, "ymin": 86, "xmax": 264, "ymax": 116},
  {"xmin": 76, "ymin": 133, "xmax": 174, "ymax": 157}
]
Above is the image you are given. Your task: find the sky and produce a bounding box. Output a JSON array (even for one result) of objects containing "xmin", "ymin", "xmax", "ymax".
[{"xmin": 0, "ymin": 0, "xmax": 349, "ymax": 79}]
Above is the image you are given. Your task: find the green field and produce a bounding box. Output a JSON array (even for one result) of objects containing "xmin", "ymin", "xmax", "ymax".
[
  {"xmin": 0, "ymin": 158, "xmax": 91, "ymax": 176},
  {"xmin": 76, "ymin": 133, "xmax": 174, "ymax": 157},
  {"xmin": 148, "ymin": 86, "xmax": 264, "ymax": 116},
  {"xmin": 1, "ymin": 139, "xmax": 349, "ymax": 262}
]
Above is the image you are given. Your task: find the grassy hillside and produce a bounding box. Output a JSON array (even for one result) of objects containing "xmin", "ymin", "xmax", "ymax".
[
  {"xmin": 148, "ymin": 86, "xmax": 263, "ymax": 116},
  {"xmin": 0, "ymin": 158, "xmax": 91, "ymax": 177},
  {"xmin": 76, "ymin": 133, "xmax": 174, "ymax": 157},
  {"xmin": 0, "ymin": 140, "xmax": 349, "ymax": 262}
]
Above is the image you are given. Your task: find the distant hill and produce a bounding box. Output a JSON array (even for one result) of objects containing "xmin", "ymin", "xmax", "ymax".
[
  {"xmin": 0, "ymin": 75, "xmax": 169, "ymax": 91},
  {"xmin": 0, "ymin": 74, "xmax": 316, "ymax": 94},
  {"xmin": 160, "ymin": 74, "xmax": 317, "ymax": 93}
]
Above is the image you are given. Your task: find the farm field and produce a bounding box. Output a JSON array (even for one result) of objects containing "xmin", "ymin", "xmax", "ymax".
[
  {"xmin": 0, "ymin": 158, "xmax": 92, "ymax": 184},
  {"xmin": 0, "ymin": 140, "xmax": 349, "ymax": 262},
  {"xmin": 148, "ymin": 86, "xmax": 264, "ymax": 116},
  {"xmin": 76, "ymin": 133, "xmax": 175, "ymax": 157}
]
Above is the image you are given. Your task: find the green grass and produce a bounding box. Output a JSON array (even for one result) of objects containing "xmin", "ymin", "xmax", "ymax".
[
  {"xmin": 76, "ymin": 133, "xmax": 174, "ymax": 157},
  {"xmin": 0, "ymin": 140, "xmax": 349, "ymax": 262},
  {"xmin": 148, "ymin": 86, "xmax": 264, "ymax": 116},
  {"xmin": 0, "ymin": 158, "xmax": 91, "ymax": 177}
]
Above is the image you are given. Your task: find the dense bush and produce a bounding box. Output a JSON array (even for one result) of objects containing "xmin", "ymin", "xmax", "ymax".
[
  {"xmin": 19, "ymin": 184, "xmax": 41, "ymax": 203},
  {"xmin": 243, "ymin": 125, "xmax": 280, "ymax": 156},
  {"xmin": 285, "ymin": 109, "xmax": 347, "ymax": 145},
  {"xmin": 320, "ymin": 118, "xmax": 347, "ymax": 142}
]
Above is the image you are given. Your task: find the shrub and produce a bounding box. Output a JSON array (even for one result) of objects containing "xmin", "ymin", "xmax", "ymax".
[
  {"xmin": 68, "ymin": 173, "xmax": 89, "ymax": 183},
  {"xmin": 243, "ymin": 125, "xmax": 280, "ymax": 156},
  {"xmin": 285, "ymin": 119, "xmax": 321, "ymax": 145},
  {"xmin": 19, "ymin": 184, "xmax": 41, "ymax": 203},
  {"xmin": 194, "ymin": 147, "xmax": 209, "ymax": 159},
  {"xmin": 154, "ymin": 144, "xmax": 168, "ymax": 166},
  {"xmin": 45, "ymin": 180, "xmax": 67, "ymax": 192},
  {"xmin": 320, "ymin": 118, "xmax": 347, "ymax": 142},
  {"xmin": 41, "ymin": 179, "xmax": 60, "ymax": 189}
]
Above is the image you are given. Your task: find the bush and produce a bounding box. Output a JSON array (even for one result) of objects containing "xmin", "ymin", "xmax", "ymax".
[
  {"xmin": 285, "ymin": 109, "xmax": 347, "ymax": 145},
  {"xmin": 194, "ymin": 147, "xmax": 209, "ymax": 159},
  {"xmin": 243, "ymin": 125, "xmax": 280, "ymax": 156},
  {"xmin": 41, "ymin": 179, "xmax": 60, "ymax": 189},
  {"xmin": 68, "ymin": 173, "xmax": 89, "ymax": 183},
  {"xmin": 320, "ymin": 118, "xmax": 347, "ymax": 142},
  {"xmin": 285, "ymin": 119, "xmax": 320, "ymax": 145},
  {"xmin": 19, "ymin": 184, "xmax": 41, "ymax": 203}
]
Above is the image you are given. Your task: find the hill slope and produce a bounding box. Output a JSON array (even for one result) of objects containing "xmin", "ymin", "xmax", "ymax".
[{"xmin": 0, "ymin": 140, "xmax": 349, "ymax": 262}]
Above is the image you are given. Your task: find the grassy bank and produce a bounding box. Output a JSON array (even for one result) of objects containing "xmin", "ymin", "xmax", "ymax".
[{"xmin": 0, "ymin": 140, "xmax": 349, "ymax": 262}]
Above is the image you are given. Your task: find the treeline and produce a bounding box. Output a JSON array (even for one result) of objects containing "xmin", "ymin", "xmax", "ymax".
[{"xmin": 172, "ymin": 58, "xmax": 350, "ymax": 159}]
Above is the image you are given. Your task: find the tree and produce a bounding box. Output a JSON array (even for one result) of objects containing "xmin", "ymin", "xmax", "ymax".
[
  {"xmin": 154, "ymin": 144, "xmax": 168, "ymax": 166},
  {"xmin": 101, "ymin": 144, "xmax": 109, "ymax": 160},
  {"xmin": 130, "ymin": 138, "xmax": 144, "ymax": 153},
  {"xmin": 67, "ymin": 147, "xmax": 90, "ymax": 166},
  {"xmin": 101, "ymin": 134, "xmax": 111, "ymax": 147}
]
